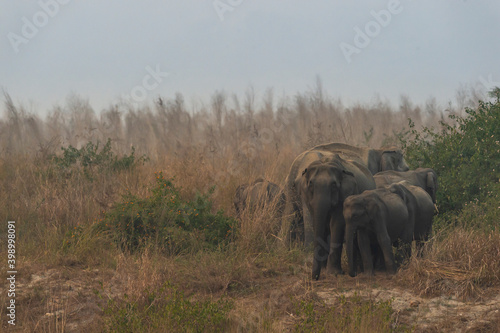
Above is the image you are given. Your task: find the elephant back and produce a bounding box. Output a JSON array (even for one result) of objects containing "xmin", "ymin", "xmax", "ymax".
[
  {"xmin": 235, "ymin": 178, "xmax": 285, "ymax": 217},
  {"xmin": 388, "ymin": 181, "xmax": 434, "ymax": 242},
  {"xmin": 308, "ymin": 142, "xmax": 371, "ymax": 170},
  {"xmin": 374, "ymin": 169, "xmax": 437, "ymax": 204},
  {"xmin": 317, "ymin": 153, "xmax": 376, "ymax": 193},
  {"xmin": 374, "ymin": 170, "xmax": 405, "ymax": 187}
]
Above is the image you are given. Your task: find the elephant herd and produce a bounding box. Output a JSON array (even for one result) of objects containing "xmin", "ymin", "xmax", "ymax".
[{"xmin": 233, "ymin": 143, "xmax": 437, "ymax": 280}]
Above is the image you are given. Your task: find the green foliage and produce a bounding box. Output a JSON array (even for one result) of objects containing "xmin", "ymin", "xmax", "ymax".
[
  {"xmin": 98, "ymin": 282, "xmax": 233, "ymax": 333},
  {"xmin": 399, "ymin": 98, "xmax": 500, "ymax": 215},
  {"xmin": 292, "ymin": 294, "xmax": 409, "ymax": 333},
  {"xmin": 96, "ymin": 172, "xmax": 237, "ymax": 254},
  {"xmin": 443, "ymin": 182, "xmax": 500, "ymax": 231},
  {"xmin": 52, "ymin": 138, "xmax": 148, "ymax": 179}
]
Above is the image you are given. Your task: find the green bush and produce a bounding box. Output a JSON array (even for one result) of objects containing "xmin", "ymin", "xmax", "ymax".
[
  {"xmin": 99, "ymin": 282, "xmax": 233, "ymax": 333},
  {"xmin": 52, "ymin": 138, "xmax": 148, "ymax": 179},
  {"xmin": 399, "ymin": 97, "xmax": 500, "ymax": 216},
  {"xmin": 443, "ymin": 182, "xmax": 500, "ymax": 231},
  {"xmin": 95, "ymin": 172, "xmax": 237, "ymax": 254}
]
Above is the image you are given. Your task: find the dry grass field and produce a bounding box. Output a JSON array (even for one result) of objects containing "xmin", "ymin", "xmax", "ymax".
[{"xmin": 0, "ymin": 87, "xmax": 499, "ymax": 332}]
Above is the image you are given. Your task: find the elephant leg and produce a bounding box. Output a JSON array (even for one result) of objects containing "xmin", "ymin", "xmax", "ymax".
[
  {"xmin": 312, "ymin": 221, "xmax": 329, "ymax": 280},
  {"xmin": 371, "ymin": 243, "xmax": 386, "ymax": 271},
  {"xmin": 377, "ymin": 233, "xmax": 397, "ymax": 274},
  {"xmin": 394, "ymin": 239, "xmax": 411, "ymax": 266},
  {"xmin": 415, "ymin": 234, "xmax": 428, "ymax": 257},
  {"xmin": 357, "ymin": 229, "xmax": 374, "ymax": 276},
  {"xmin": 415, "ymin": 241, "xmax": 422, "ymax": 256},
  {"xmin": 326, "ymin": 211, "xmax": 345, "ymax": 275},
  {"xmin": 402, "ymin": 235, "xmax": 412, "ymax": 262}
]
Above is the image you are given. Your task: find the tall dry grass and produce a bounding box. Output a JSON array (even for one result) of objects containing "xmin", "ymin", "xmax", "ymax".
[
  {"xmin": 0, "ymin": 87, "xmax": 455, "ymax": 216},
  {"xmin": 397, "ymin": 227, "xmax": 500, "ymax": 300},
  {"xmin": 0, "ymin": 85, "xmax": 494, "ymax": 331},
  {"xmin": 0, "ymin": 85, "xmax": 485, "ymax": 271}
]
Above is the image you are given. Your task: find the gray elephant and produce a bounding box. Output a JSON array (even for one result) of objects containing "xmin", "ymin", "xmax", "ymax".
[
  {"xmin": 285, "ymin": 142, "xmax": 407, "ymax": 246},
  {"xmin": 292, "ymin": 153, "xmax": 375, "ymax": 280},
  {"xmin": 343, "ymin": 187, "xmax": 414, "ymax": 277},
  {"xmin": 307, "ymin": 142, "xmax": 410, "ymax": 175},
  {"xmin": 387, "ymin": 181, "xmax": 435, "ymax": 254},
  {"xmin": 374, "ymin": 168, "xmax": 438, "ymax": 204},
  {"xmin": 234, "ymin": 178, "xmax": 285, "ymax": 219}
]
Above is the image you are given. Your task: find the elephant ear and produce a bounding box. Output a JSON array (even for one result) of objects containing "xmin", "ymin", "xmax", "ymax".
[
  {"xmin": 299, "ymin": 167, "xmax": 315, "ymax": 196},
  {"xmin": 426, "ymin": 171, "xmax": 437, "ymax": 202},
  {"xmin": 235, "ymin": 185, "xmax": 247, "ymax": 200},
  {"xmin": 340, "ymin": 170, "xmax": 358, "ymax": 201},
  {"xmin": 234, "ymin": 184, "xmax": 248, "ymax": 214},
  {"xmin": 389, "ymin": 184, "xmax": 406, "ymax": 202},
  {"xmin": 426, "ymin": 172, "xmax": 436, "ymax": 190}
]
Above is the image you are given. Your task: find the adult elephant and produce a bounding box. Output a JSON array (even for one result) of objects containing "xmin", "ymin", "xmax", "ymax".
[
  {"xmin": 374, "ymin": 168, "xmax": 438, "ymax": 204},
  {"xmin": 387, "ymin": 181, "xmax": 435, "ymax": 254},
  {"xmin": 234, "ymin": 178, "xmax": 285, "ymax": 219},
  {"xmin": 343, "ymin": 187, "xmax": 414, "ymax": 277},
  {"xmin": 308, "ymin": 142, "xmax": 410, "ymax": 175},
  {"xmin": 291, "ymin": 153, "xmax": 375, "ymax": 280},
  {"xmin": 285, "ymin": 142, "xmax": 407, "ymax": 246}
]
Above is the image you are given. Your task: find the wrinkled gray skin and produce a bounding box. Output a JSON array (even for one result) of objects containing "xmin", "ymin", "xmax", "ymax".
[
  {"xmin": 387, "ymin": 181, "xmax": 435, "ymax": 255},
  {"xmin": 234, "ymin": 178, "xmax": 285, "ymax": 219},
  {"xmin": 307, "ymin": 143, "xmax": 410, "ymax": 175},
  {"xmin": 374, "ymin": 168, "xmax": 438, "ymax": 204},
  {"xmin": 344, "ymin": 188, "xmax": 414, "ymax": 277},
  {"xmin": 294, "ymin": 154, "xmax": 375, "ymax": 280},
  {"xmin": 285, "ymin": 143, "xmax": 408, "ymax": 246}
]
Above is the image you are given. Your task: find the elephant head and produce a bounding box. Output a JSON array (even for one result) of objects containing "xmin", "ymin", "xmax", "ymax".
[
  {"xmin": 380, "ymin": 148, "xmax": 409, "ymax": 172},
  {"xmin": 343, "ymin": 195, "xmax": 375, "ymax": 277},
  {"xmin": 300, "ymin": 157, "xmax": 358, "ymax": 279}
]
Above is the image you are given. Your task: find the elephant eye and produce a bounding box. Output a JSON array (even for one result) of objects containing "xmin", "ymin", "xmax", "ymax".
[{"xmin": 307, "ymin": 180, "xmax": 314, "ymax": 190}]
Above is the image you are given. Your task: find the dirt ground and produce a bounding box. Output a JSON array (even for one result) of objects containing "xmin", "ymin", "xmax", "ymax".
[{"xmin": 2, "ymin": 263, "xmax": 499, "ymax": 333}]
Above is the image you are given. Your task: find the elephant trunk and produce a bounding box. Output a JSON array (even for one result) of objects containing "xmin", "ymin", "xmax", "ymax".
[
  {"xmin": 346, "ymin": 223, "xmax": 357, "ymax": 277},
  {"xmin": 311, "ymin": 199, "xmax": 332, "ymax": 280}
]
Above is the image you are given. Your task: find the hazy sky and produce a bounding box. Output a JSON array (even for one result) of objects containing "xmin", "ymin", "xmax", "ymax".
[{"xmin": 1, "ymin": 0, "xmax": 500, "ymax": 115}]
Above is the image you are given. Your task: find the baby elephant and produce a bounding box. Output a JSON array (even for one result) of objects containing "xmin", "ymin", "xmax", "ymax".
[
  {"xmin": 387, "ymin": 181, "xmax": 435, "ymax": 255},
  {"xmin": 234, "ymin": 178, "xmax": 285, "ymax": 219},
  {"xmin": 343, "ymin": 188, "xmax": 414, "ymax": 277}
]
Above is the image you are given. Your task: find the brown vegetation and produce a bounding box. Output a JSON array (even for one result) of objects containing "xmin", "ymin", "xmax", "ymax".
[{"xmin": 0, "ymin": 87, "xmax": 498, "ymax": 332}]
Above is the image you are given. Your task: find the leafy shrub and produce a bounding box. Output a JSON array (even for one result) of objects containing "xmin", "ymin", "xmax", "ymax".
[
  {"xmin": 52, "ymin": 138, "xmax": 148, "ymax": 179},
  {"xmin": 96, "ymin": 172, "xmax": 237, "ymax": 254},
  {"xmin": 99, "ymin": 282, "xmax": 233, "ymax": 333},
  {"xmin": 399, "ymin": 97, "xmax": 500, "ymax": 215},
  {"xmin": 446, "ymin": 182, "xmax": 500, "ymax": 230}
]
